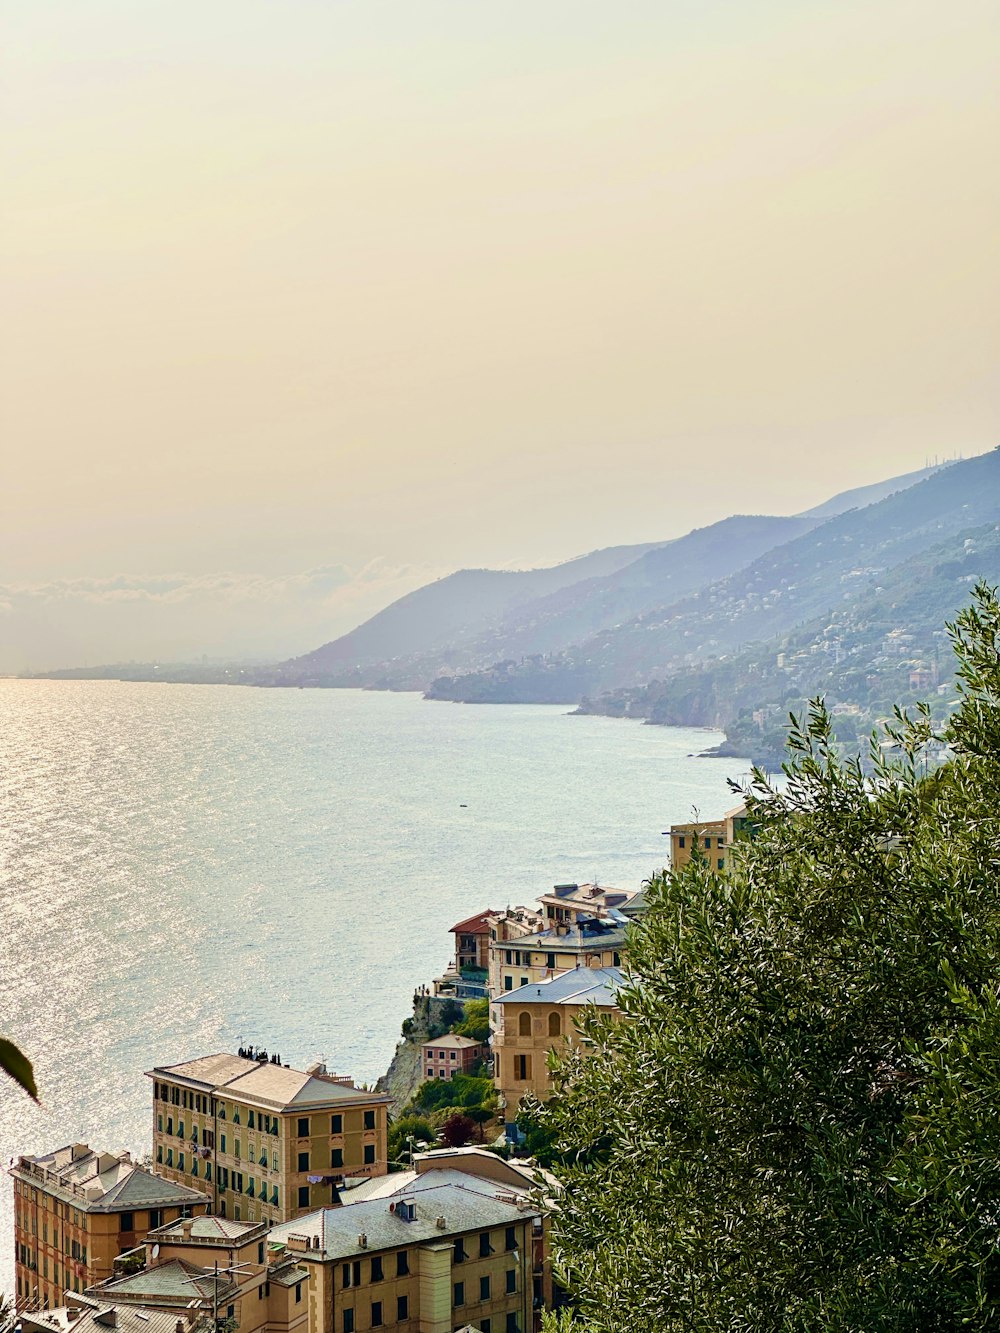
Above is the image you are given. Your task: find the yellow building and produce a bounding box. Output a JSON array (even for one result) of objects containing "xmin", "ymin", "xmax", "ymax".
[
  {"xmin": 146, "ymin": 1053, "xmax": 391, "ymax": 1226},
  {"xmin": 487, "ymin": 919, "xmax": 627, "ymax": 1037},
  {"xmin": 268, "ymin": 1165, "xmax": 542, "ymax": 1333},
  {"xmin": 493, "ymin": 968, "xmax": 624, "ymax": 1133},
  {"xmin": 79, "ymin": 1214, "xmax": 310, "ymax": 1333},
  {"xmin": 10, "ymin": 1143, "xmax": 209, "ymax": 1312},
  {"xmin": 669, "ymin": 804, "xmax": 749, "ymax": 874}
]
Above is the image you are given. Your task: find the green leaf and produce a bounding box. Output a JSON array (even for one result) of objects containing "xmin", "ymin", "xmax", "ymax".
[{"xmin": 0, "ymin": 1037, "xmax": 38, "ymax": 1102}]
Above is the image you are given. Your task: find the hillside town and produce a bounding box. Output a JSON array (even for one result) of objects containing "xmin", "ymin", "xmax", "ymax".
[{"xmin": 7, "ymin": 808, "xmax": 749, "ymax": 1333}]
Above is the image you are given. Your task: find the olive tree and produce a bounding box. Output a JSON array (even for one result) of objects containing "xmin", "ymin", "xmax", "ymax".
[{"xmin": 530, "ymin": 584, "xmax": 1000, "ymax": 1331}]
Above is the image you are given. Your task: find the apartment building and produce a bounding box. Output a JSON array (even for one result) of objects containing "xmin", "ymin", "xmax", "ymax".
[
  {"xmin": 493, "ymin": 968, "xmax": 625, "ymax": 1132},
  {"xmin": 9, "ymin": 1143, "xmax": 209, "ymax": 1311},
  {"xmin": 420, "ymin": 1034, "xmax": 486, "ymax": 1081},
  {"xmin": 669, "ymin": 804, "xmax": 749, "ymax": 873},
  {"xmin": 488, "ymin": 917, "xmax": 627, "ymax": 1009},
  {"xmin": 78, "ymin": 1213, "xmax": 310, "ymax": 1333},
  {"xmin": 147, "ymin": 1052, "xmax": 391, "ymax": 1226},
  {"xmin": 269, "ymin": 1167, "xmax": 542, "ymax": 1333},
  {"xmin": 533, "ymin": 883, "xmax": 633, "ymax": 927}
]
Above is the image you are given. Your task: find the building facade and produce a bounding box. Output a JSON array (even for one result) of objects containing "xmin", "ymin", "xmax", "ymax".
[
  {"xmin": 10, "ymin": 1144, "xmax": 209, "ymax": 1312},
  {"xmin": 420, "ymin": 1035, "xmax": 486, "ymax": 1081},
  {"xmin": 269, "ymin": 1169, "xmax": 541, "ymax": 1333},
  {"xmin": 147, "ymin": 1053, "xmax": 391, "ymax": 1226},
  {"xmin": 487, "ymin": 919, "xmax": 627, "ymax": 1034},
  {"xmin": 669, "ymin": 804, "xmax": 749, "ymax": 874},
  {"xmin": 493, "ymin": 968, "xmax": 625, "ymax": 1130}
]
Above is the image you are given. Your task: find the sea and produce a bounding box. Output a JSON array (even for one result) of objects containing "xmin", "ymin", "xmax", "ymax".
[{"xmin": 0, "ymin": 679, "xmax": 751, "ymax": 1292}]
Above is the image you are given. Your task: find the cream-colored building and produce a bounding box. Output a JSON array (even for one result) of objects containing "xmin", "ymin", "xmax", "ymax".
[
  {"xmin": 10, "ymin": 1143, "xmax": 209, "ymax": 1312},
  {"xmin": 147, "ymin": 1053, "xmax": 391, "ymax": 1226},
  {"xmin": 269, "ymin": 1164, "xmax": 542, "ymax": 1333},
  {"xmin": 532, "ymin": 883, "xmax": 633, "ymax": 927},
  {"xmin": 493, "ymin": 968, "xmax": 625, "ymax": 1132}
]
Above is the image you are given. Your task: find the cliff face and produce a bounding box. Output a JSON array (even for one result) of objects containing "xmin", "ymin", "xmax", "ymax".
[{"xmin": 375, "ymin": 994, "xmax": 467, "ymax": 1116}]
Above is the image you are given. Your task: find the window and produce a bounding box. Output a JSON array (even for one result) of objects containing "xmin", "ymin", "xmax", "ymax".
[
  {"xmin": 545, "ymin": 953, "xmax": 556, "ymax": 969},
  {"xmin": 478, "ymin": 1233, "xmax": 493, "ymax": 1258},
  {"xmin": 481, "ymin": 1322, "xmax": 491, "ymax": 1333},
  {"xmin": 396, "ymin": 1252, "xmax": 409, "ymax": 1277},
  {"xmin": 515, "ymin": 1054, "xmax": 530, "ymax": 1081},
  {"xmin": 370, "ymin": 1257, "xmax": 383, "ymax": 1282},
  {"xmin": 506, "ymin": 1269, "xmax": 516, "ymax": 1294},
  {"xmin": 298, "ymin": 1186, "xmax": 310, "ymax": 1209},
  {"xmin": 167, "ymin": 1117, "xmax": 174, "ymax": 1135},
  {"xmin": 506, "ymin": 1316, "xmax": 519, "ymax": 1333},
  {"xmin": 396, "ymin": 1296, "xmax": 408, "ymax": 1321},
  {"xmin": 613, "ymin": 952, "xmax": 621, "ymax": 967},
  {"xmin": 294, "ymin": 1285, "xmax": 302, "ymax": 1305},
  {"xmin": 371, "ymin": 1301, "xmax": 383, "ymax": 1328},
  {"xmin": 234, "ymin": 1141, "xmax": 241, "ymax": 1161},
  {"xmin": 157, "ymin": 1115, "xmax": 163, "ymax": 1132},
  {"xmin": 179, "ymin": 1153, "xmax": 185, "ymax": 1172},
  {"xmin": 331, "ymin": 1148, "xmax": 343, "ymax": 1168},
  {"xmin": 504, "ymin": 976, "xmax": 513, "ymax": 991},
  {"xmin": 156, "ymin": 1146, "xmax": 163, "ymax": 1164},
  {"xmin": 449, "ymin": 1050, "xmax": 457, "ymax": 1061},
  {"xmin": 232, "ymin": 1109, "xmax": 240, "ymax": 1125},
  {"xmin": 453, "ymin": 1239, "xmax": 467, "ymax": 1263},
  {"xmin": 520, "ymin": 976, "xmax": 528, "ymax": 987},
  {"xmin": 166, "ymin": 1149, "xmax": 174, "ymax": 1167},
  {"xmin": 518, "ymin": 1012, "xmax": 531, "ymax": 1037},
  {"xmin": 297, "ymin": 1117, "xmax": 309, "ymax": 1137},
  {"xmin": 272, "ymin": 1152, "xmax": 279, "ymax": 1172},
  {"xmin": 505, "ymin": 1226, "xmax": 517, "ymax": 1251},
  {"xmin": 363, "ymin": 1110, "xmax": 375, "ymax": 1131},
  {"xmin": 221, "ymin": 1135, "xmax": 227, "ymax": 1155},
  {"xmin": 718, "ymin": 858, "xmax": 725, "ymax": 871},
  {"xmin": 298, "ymin": 1151, "xmax": 310, "ymax": 1171},
  {"xmin": 178, "ymin": 1120, "xmax": 185, "ymax": 1138},
  {"xmin": 248, "ymin": 1111, "xmax": 255, "ymax": 1129},
  {"xmin": 342, "ymin": 1311, "xmax": 354, "ymax": 1333},
  {"xmin": 363, "ymin": 1145, "xmax": 375, "ymax": 1165},
  {"xmin": 331, "ymin": 1114, "xmax": 343, "ymax": 1134},
  {"xmin": 453, "ymin": 1281, "xmax": 465, "ymax": 1307},
  {"xmin": 479, "ymin": 1275, "xmax": 491, "ymax": 1301},
  {"xmin": 678, "ymin": 835, "xmax": 686, "ymax": 849},
  {"xmin": 258, "ymin": 1242, "xmax": 265, "ymax": 1264},
  {"xmin": 548, "ymin": 1012, "xmax": 561, "ymax": 1037},
  {"xmin": 218, "ymin": 1104, "xmax": 226, "ymax": 1119}
]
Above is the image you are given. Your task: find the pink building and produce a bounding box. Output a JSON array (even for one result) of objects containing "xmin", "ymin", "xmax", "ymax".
[{"xmin": 421, "ymin": 1033, "xmax": 486, "ymax": 1081}]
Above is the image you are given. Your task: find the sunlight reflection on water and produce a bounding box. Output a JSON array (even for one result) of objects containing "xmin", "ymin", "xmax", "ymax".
[{"xmin": 0, "ymin": 679, "xmax": 751, "ymax": 1290}]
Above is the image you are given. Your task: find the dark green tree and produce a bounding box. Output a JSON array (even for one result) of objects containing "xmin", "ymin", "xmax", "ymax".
[{"xmin": 530, "ymin": 584, "xmax": 1000, "ymax": 1332}]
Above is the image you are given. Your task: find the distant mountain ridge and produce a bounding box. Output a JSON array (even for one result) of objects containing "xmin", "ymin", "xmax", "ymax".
[
  {"xmin": 282, "ymin": 541, "xmax": 665, "ymax": 681},
  {"xmin": 274, "ymin": 459, "xmax": 961, "ymax": 695},
  {"xmin": 425, "ymin": 451, "xmax": 999, "ymax": 705}
]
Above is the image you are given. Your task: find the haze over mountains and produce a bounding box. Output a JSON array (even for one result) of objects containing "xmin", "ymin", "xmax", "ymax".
[
  {"xmin": 269, "ymin": 461, "xmax": 955, "ymax": 693},
  {"xmin": 29, "ymin": 453, "xmax": 1000, "ymax": 767}
]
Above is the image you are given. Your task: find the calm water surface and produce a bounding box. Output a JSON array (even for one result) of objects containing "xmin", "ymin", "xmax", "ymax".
[{"xmin": 0, "ymin": 680, "xmax": 750, "ymax": 1289}]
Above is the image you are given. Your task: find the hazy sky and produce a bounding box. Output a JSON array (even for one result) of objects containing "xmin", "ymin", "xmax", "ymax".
[{"xmin": 3, "ymin": 1, "xmax": 998, "ymax": 667}]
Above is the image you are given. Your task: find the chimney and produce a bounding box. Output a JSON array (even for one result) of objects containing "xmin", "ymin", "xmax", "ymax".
[
  {"xmin": 180, "ymin": 1219, "xmax": 194, "ymax": 1241},
  {"xmin": 357, "ymin": 1234, "xmax": 367, "ymax": 1248},
  {"xmin": 94, "ymin": 1310, "xmax": 117, "ymax": 1328},
  {"xmin": 71, "ymin": 1143, "xmax": 91, "ymax": 1162},
  {"xmin": 435, "ymin": 1216, "xmax": 446, "ymax": 1230},
  {"xmin": 176, "ymin": 1321, "xmax": 185, "ymax": 1333}
]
